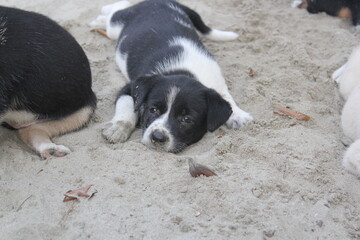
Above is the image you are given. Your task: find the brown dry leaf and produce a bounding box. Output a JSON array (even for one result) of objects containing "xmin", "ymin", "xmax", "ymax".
[
  {"xmin": 88, "ymin": 190, "xmax": 98, "ymax": 200},
  {"xmin": 188, "ymin": 159, "xmax": 217, "ymax": 177},
  {"xmin": 63, "ymin": 194, "xmax": 78, "ymax": 202},
  {"xmin": 263, "ymin": 230, "xmax": 276, "ymax": 238},
  {"xmin": 248, "ymin": 68, "xmax": 255, "ymax": 77},
  {"xmin": 63, "ymin": 184, "xmax": 95, "ymax": 202},
  {"xmin": 273, "ymin": 104, "xmax": 310, "ymax": 121}
]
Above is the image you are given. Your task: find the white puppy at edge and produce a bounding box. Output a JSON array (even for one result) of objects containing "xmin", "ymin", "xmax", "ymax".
[{"xmin": 332, "ymin": 45, "xmax": 360, "ymax": 177}]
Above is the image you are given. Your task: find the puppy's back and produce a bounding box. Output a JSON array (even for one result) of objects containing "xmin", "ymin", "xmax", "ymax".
[{"xmin": 0, "ymin": 6, "xmax": 96, "ymax": 118}]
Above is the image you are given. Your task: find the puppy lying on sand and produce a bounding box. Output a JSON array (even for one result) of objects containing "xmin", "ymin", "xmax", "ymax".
[
  {"xmin": 332, "ymin": 45, "xmax": 360, "ymax": 177},
  {"xmin": 0, "ymin": 6, "xmax": 96, "ymax": 159},
  {"xmin": 91, "ymin": 0, "xmax": 252, "ymax": 153},
  {"xmin": 293, "ymin": 0, "xmax": 360, "ymax": 25}
]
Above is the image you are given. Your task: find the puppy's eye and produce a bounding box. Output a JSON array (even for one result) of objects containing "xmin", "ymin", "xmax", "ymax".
[
  {"xmin": 181, "ymin": 115, "xmax": 193, "ymax": 124},
  {"xmin": 149, "ymin": 107, "xmax": 158, "ymax": 114}
]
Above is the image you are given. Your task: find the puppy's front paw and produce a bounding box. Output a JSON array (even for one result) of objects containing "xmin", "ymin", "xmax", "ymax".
[
  {"xmin": 102, "ymin": 121, "xmax": 133, "ymax": 143},
  {"xmin": 38, "ymin": 143, "xmax": 71, "ymax": 160},
  {"xmin": 226, "ymin": 108, "xmax": 253, "ymax": 128}
]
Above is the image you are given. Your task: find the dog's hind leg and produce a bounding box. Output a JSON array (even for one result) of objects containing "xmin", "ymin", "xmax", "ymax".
[
  {"xmin": 90, "ymin": 1, "xmax": 131, "ymax": 40},
  {"xmin": 176, "ymin": 2, "xmax": 239, "ymax": 41},
  {"xmin": 102, "ymin": 84, "xmax": 138, "ymax": 143},
  {"xmin": 18, "ymin": 106, "xmax": 94, "ymax": 159}
]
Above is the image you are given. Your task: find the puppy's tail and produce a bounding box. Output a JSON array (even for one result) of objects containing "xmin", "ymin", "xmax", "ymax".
[
  {"xmin": 178, "ymin": 3, "xmax": 239, "ymax": 41},
  {"xmin": 343, "ymin": 139, "xmax": 360, "ymax": 177}
]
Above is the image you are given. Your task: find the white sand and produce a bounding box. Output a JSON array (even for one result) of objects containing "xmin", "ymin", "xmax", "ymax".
[{"xmin": 1, "ymin": 0, "xmax": 360, "ymax": 239}]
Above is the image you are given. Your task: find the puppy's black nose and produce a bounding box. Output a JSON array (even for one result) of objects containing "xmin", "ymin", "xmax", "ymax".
[{"xmin": 151, "ymin": 130, "xmax": 167, "ymax": 143}]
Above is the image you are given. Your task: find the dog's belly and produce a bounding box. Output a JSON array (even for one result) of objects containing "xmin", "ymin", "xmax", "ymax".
[{"xmin": 2, "ymin": 110, "xmax": 40, "ymax": 129}]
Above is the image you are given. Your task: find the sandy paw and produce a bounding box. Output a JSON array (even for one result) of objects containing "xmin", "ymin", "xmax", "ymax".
[
  {"xmin": 226, "ymin": 108, "xmax": 253, "ymax": 128},
  {"xmin": 39, "ymin": 144, "xmax": 71, "ymax": 160},
  {"xmin": 102, "ymin": 120, "xmax": 133, "ymax": 143}
]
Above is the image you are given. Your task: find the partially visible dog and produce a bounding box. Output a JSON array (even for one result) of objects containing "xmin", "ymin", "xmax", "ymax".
[
  {"xmin": 91, "ymin": 0, "xmax": 253, "ymax": 153},
  {"xmin": 0, "ymin": 6, "xmax": 97, "ymax": 159},
  {"xmin": 292, "ymin": 0, "xmax": 360, "ymax": 25},
  {"xmin": 332, "ymin": 45, "xmax": 360, "ymax": 177}
]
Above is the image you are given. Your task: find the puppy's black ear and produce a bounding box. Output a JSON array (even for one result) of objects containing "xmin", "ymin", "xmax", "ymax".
[
  {"xmin": 206, "ymin": 89, "xmax": 232, "ymax": 132},
  {"xmin": 131, "ymin": 75, "xmax": 160, "ymax": 111}
]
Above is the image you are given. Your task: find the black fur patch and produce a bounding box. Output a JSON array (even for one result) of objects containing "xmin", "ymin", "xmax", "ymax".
[
  {"xmin": 306, "ymin": 0, "xmax": 360, "ymax": 25},
  {"xmin": 0, "ymin": 6, "xmax": 96, "ymax": 123}
]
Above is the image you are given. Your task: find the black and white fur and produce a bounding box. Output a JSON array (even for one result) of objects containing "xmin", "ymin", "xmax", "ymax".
[
  {"xmin": 332, "ymin": 45, "xmax": 360, "ymax": 177},
  {"xmin": 0, "ymin": 6, "xmax": 96, "ymax": 159},
  {"xmin": 292, "ymin": 0, "xmax": 360, "ymax": 25},
  {"xmin": 91, "ymin": 0, "xmax": 252, "ymax": 152}
]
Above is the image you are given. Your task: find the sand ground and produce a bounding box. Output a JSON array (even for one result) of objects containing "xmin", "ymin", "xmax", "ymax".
[{"xmin": 1, "ymin": 0, "xmax": 360, "ymax": 239}]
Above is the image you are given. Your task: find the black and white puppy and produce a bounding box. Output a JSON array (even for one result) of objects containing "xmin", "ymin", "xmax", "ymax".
[
  {"xmin": 0, "ymin": 6, "xmax": 97, "ymax": 159},
  {"xmin": 91, "ymin": 0, "xmax": 252, "ymax": 153},
  {"xmin": 292, "ymin": 0, "xmax": 360, "ymax": 25}
]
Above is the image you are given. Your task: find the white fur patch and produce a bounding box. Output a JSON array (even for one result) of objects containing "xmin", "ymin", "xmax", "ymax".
[
  {"xmin": 337, "ymin": 44, "xmax": 360, "ymax": 177},
  {"xmin": 153, "ymin": 37, "xmax": 224, "ymax": 91},
  {"xmin": 342, "ymin": 84, "xmax": 360, "ymax": 141},
  {"xmin": 332, "ymin": 63, "xmax": 347, "ymax": 84},
  {"xmin": 151, "ymin": 37, "xmax": 252, "ymax": 128},
  {"xmin": 115, "ymin": 36, "xmax": 130, "ymax": 81},
  {"xmin": 38, "ymin": 143, "xmax": 70, "ymax": 154},
  {"xmin": 168, "ymin": 2, "xmax": 186, "ymax": 15},
  {"xmin": 205, "ymin": 29, "xmax": 239, "ymax": 41},
  {"xmin": 141, "ymin": 87, "xmax": 180, "ymax": 151},
  {"xmin": 335, "ymin": 46, "xmax": 360, "ymax": 101},
  {"xmin": 90, "ymin": 1, "xmax": 130, "ymax": 40},
  {"xmin": 343, "ymin": 139, "xmax": 360, "ymax": 177},
  {"xmin": 174, "ymin": 16, "xmax": 192, "ymax": 29},
  {"xmin": 102, "ymin": 95, "xmax": 138, "ymax": 143},
  {"xmin": 2, "ymin": 110, "xmax": 38, "ymax": 128},
  {"xmin": 291, "ymin": 0, "xmax": 304, "ymax": 8},
  {"xmin": 0, "ymin": 16, "xmax": 7, "ymax": 45}
]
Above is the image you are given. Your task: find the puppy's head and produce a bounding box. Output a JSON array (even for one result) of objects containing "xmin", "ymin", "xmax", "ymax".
[{"xmin": 132, "ymin": 74, "xmax": 232, "ymax": 153}]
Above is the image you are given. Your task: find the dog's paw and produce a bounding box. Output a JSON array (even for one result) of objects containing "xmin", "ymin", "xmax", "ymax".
[
  {"xmin": 38, "ymin": 143, "xmax": 71, "ymax": 160},
  {"xmin": 102, "ymin": 120, "xmax": 133, "ymax": 143},
  {"xmin": 226, "ymin": 108, "xmax": 253, "ymax": 128}
]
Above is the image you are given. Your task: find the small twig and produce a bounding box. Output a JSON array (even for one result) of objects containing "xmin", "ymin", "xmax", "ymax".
[
  {"xmin": 60, "ymin": 202, "xmax": 76, "ymax": 229},
  {"xmin": 273, "ymin": 104, "xmax": 310, "ymax": 121},
  {"xmin": 16, "ymin": 195, "xmax": 32, "ymax": 212},
  {"xmin": 90, "ymin": 28, "xmax": 110, "ymax": 39}
]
